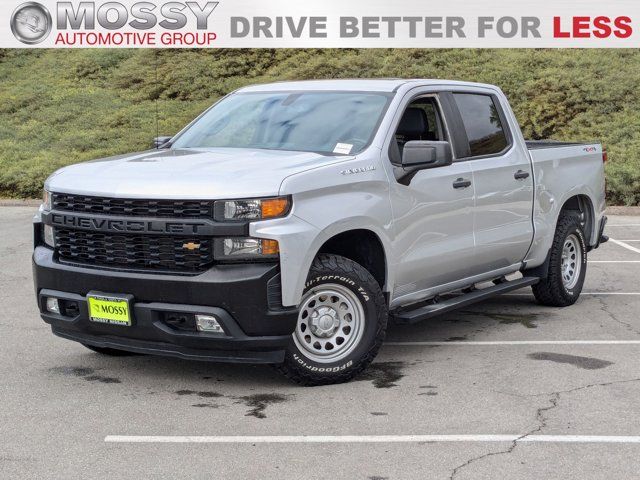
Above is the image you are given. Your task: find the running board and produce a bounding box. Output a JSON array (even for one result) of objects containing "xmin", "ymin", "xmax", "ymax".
[{"xmin": 391, "ymin": 277, "xmax": 540, "ymax": 324}]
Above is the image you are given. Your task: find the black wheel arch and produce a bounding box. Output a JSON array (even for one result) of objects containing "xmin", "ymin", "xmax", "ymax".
[
  {"xmin": 316, "ymin": 229, "xmax": 388, "ymax": 292},
  {"xmin": 559, "ymin": 194, "xmax": 596, "ymax": 248},
  {"xmin": 524, "ymin": 194, "xmax": 595, "ymax": 279}
]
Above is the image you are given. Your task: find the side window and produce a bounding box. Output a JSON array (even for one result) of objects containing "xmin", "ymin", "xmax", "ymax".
[
  {"xmin": 453, "ymin": 93, "xmax": 508, "ymax": 157},
  {"xmin": 390, "ymin": 97, "xmax": 445, "ymax": 163}
]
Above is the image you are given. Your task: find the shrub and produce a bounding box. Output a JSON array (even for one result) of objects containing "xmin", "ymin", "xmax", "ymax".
[{"xmin": 0, "ymin": 48, "xmax": 638, "ymax": 203}]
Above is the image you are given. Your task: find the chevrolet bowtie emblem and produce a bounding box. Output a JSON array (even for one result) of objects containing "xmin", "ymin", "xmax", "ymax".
[{"xmin": 182, "ymin": 242, "xmax": 201, "ymax": 251}]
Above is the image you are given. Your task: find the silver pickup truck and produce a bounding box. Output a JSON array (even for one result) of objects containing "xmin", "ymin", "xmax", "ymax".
[{"xmin": 33, "ymin": 79, "xmax": 608, "ymax": 385}]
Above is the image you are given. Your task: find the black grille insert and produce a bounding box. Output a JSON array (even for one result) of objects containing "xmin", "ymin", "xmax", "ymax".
[
  {"xmin": 55, "ymin": 228, "xmax": 213, "ymax": 273},
  {"xmin": 52, "ymin": 193, "xmax": 213, "ymax": 219}
]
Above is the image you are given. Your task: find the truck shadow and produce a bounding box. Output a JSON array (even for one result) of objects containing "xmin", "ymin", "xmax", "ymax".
[
  {"xmin": 385, "ymin": 294, "xmax": 550, "ymax": 342},
  {"xmin": 65, "ymin": 295, "xmax": 551, "ymax": 388}
]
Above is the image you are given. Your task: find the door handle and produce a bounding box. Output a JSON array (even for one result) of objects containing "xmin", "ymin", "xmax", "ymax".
[
  {"xmin": 453, "ymin": 178, "xmax": 472, "ymax": 189},
  {"xmin": 514, "ymin": 170, "xmax": 530, "ymax": 180}
]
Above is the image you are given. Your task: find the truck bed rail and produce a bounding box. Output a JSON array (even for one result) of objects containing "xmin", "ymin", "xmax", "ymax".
[{"xmin": 526, "ymin": 140, "xmax": 594, "ymax": 150}]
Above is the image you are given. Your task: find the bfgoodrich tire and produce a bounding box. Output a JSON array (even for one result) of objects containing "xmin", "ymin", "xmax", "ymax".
[
  {"xmin": 276, "ymin": 254, "xmax": 388, "ymax": 386},
  {"xmin": 532, "ymin": 211, "xmax": 588, "ymax": 307}
]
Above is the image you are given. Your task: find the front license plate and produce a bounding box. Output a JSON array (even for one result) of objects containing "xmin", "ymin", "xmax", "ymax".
[{"xmin": 87, "ymin": 294, "xmax": 131, "ymax": 326}]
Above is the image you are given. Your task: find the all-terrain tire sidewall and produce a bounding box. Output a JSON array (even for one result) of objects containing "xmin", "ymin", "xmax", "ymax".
[
  {"xmin": 532, "ymin": 211, "xmax": 588, "ymax": 307},
  {"xmin": 559, "ymin": 224, "xmax": 587, "ymax": 300},
  {"xmin": 281, "ymin": 255, "xmax": 387, "ymax": 385}
]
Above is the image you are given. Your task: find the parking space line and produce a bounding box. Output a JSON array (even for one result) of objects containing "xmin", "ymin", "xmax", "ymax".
[
  {"xmin": 589, "ymin": 260, "xmax": 640, "ymax": 263},
  {"xmin": 384, "ymin": 340, "xmax": 640, "ymax": 346},
  {"xmin": 609, "ymin": 239, "xmax": 640, "ymax": 254},
  {"xmin": 104, "ymin": 435, "xmax": 640, "ymax": 444}
]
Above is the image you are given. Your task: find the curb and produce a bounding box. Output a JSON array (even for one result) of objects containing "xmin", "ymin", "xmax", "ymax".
[
  {"xmin": 605, "ymin": 206, "xmax": 640, "ymax": 216},
  {"xmin": 0, "ymin": 199, "xmax": 41, "ymax": 207}
]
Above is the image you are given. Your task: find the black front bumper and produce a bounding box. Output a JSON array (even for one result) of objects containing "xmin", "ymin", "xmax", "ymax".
[{"xmin": 33, "ymin": 246, "xmax": 298, "ymax": 363}]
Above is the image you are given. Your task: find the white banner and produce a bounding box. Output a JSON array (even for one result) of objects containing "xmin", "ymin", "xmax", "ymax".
[{"xmin": 1, "ymin": 0, "xmax": 638, "ymax": 48}]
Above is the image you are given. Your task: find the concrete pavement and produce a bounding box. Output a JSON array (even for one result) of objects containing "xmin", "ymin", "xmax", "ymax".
[{"xmin": 2, "ymin": 207, "xmax": 640, "ymax": 479}]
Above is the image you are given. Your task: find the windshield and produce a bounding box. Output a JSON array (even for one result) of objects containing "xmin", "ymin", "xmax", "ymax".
[{"xmin": 171, "ymin": 91, "xmax": 392, "ymax": 155}]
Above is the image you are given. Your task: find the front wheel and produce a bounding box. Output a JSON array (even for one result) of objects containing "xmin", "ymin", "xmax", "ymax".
[
  {"xmin": 276, "ymin": 254, "xmax": 388, "ymax": 386},
  {"xmin": 532, "ymin": 211, "xmax": 587, "ymax": 307}
]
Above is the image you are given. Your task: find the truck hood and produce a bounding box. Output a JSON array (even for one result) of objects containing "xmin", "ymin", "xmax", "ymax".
[{"xmin": 46, "ymin": 148, "xmax": 348, "ymax": 199}]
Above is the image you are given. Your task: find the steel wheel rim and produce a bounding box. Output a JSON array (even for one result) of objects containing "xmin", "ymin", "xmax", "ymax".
[
  {"xmin": 561, "ymin": 234, "xmax": 582, "ymax": 290},
  {"xmin": 293, "ymin": 283, "xmax": 365, "ymax": 364}
]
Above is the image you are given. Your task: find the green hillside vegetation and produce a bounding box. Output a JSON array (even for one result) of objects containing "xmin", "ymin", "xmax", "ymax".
[{"xmin": 0, "ymin": 49, "xmax": 638, "ymax": 204}]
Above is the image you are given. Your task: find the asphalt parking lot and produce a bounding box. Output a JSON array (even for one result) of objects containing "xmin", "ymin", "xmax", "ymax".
[{"xmin": 2, "ymin": 206, "xmax": 640, "ymax": 479}]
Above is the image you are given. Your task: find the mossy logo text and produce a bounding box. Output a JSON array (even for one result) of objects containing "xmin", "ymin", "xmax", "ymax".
[
  {"xmin": 56, "ymin": 2, "xmax": 218, "ymax": 30},
  {"xmin": 49, "ymin": 1, "xmax": 220, "ymax": 46},
  {"xmin": 10, "ymin": 1, "xmax": 220, "ymax": 46}
]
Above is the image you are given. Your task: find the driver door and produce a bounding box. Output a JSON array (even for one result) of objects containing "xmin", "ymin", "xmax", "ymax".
[{"xmin": 387, "ymin": 93, "xmax": 476, "ymax": 306}]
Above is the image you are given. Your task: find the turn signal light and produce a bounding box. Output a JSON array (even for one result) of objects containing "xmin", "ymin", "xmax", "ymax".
[
  {"xmin": 261, "ymin": 239, "xmax": 280, "ymax": 255},
  {"xmin": 261, "ymin": 198, "xmax": 290, "ymax": 219}
]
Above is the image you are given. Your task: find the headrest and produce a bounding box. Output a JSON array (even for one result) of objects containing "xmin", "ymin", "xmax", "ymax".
[{"xmin": 397, "ymin": 108, "xmax": 428, "ymax": 137}]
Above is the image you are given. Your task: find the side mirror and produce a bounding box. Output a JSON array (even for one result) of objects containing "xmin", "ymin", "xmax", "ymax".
[
  {"xmin": 401, "ymin": 141, "xmax": 453, "ymax": 169},
  {"xmin": 153, "ymin": 136, "xmax": 173, "ymax": 149}
]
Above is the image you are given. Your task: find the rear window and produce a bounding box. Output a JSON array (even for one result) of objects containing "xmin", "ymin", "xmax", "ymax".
[{"xmin": 453, "ymin": 93, "xmax": 508, "ymax": 157}]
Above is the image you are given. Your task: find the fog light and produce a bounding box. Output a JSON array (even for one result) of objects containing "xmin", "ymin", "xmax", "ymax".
[
  {"xmin": 43, "ymin": 225, "xmax": 55, "ymax": 248},
  {"xmin": 195, "ymin": 314, "xmax": 224, "ymax": 334},
  {"xmin": 46, "ymin": 297, "xmax": 60, "ymax": 314}
]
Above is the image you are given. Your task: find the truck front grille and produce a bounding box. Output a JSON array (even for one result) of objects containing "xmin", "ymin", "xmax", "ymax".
[
  {"xmin": 52, "ymin": 193, "xmax": 213, "ymax": 219},
  {"xmin": 55, "ymin": 228, "xmax": 213, "ymax": 273}
]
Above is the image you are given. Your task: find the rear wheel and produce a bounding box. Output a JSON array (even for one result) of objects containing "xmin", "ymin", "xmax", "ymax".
[
  {"xmin": 276, "ymin": 254, "xmax": 387, "ymax": 386},
  {"xmin": 532, "ymin": 211, "xmax": 587, "ymax": 307}
]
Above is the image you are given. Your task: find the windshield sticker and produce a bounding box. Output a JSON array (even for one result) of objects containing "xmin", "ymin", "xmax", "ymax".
[{"xmin": 333, "ymin": 143, "xmax": 353, "ymax": 154}]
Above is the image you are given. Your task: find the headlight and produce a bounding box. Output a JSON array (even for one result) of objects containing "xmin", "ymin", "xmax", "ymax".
[
  {"xmin": 43, "ymin": 224, "xmax": 55, "ymax": 248},
  {"xmin": 215, "ymin": 197, "xmax": 290, "ymax": 221},
  {"xmin": 43, "ymin": 189, "xmax": 52, "ymax": 211},
  {"xmin": 214, "ymin": 237, "xmax": 279, "ymax": 262}
]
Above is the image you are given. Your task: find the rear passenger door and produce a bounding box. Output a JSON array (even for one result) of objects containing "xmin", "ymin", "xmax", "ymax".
[{"xmin": 450, "ymin": 91, "xmax": 534, "ymax": 275}]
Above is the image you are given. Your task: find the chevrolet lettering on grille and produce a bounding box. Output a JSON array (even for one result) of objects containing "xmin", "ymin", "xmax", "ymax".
[{"xmin": 47, "ymin": 212, "xmax": 208, "ymax": 235}]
